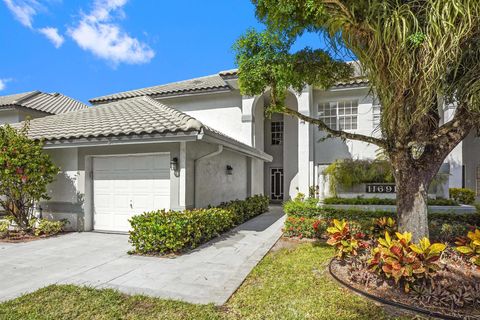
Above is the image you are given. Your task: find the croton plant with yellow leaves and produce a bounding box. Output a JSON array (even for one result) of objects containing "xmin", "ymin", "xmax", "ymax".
[{"xmin": 367, "ymin": 232, "xmax": 446, "ymax": 292}]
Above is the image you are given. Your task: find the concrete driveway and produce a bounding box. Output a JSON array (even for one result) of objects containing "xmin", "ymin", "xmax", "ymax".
[{"xmin": 0, "ymin": 206, "xmax": 285, "ymax": 305}]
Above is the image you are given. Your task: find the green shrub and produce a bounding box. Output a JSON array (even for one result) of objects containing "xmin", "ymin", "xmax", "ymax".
[
  {"xmin": 323, "ymin": 197, "xmax": 458, "ymax": 206},
  {"xmin": 0, "ymin": 123, "xmax": 59, "ymax": 232},
  {"xmin": 0, "ymin": 220, "xmax": 9, "ymax": 238},
  {"xmin": 220, "ymin": 194, "xmax": 269, "ymax": 224},
  {"xmin": 33, "ymin": 219, "xmax": 66, "ymax": 237},
  {"xmin": 283, "ymin": 199, "xmax": 480, "ymax": 241},
  {"xmin": 282, "ymin": 198, "xmax": 320, "ymax": 218},
  {"xmin": 449, "ymin": 188, "xmax": 476, "ymax": 205},
  {"xmin": 429, "ymin": 220, "xmax": 472, "ymax": 243},
  {"xmin": 283, "ymin": 216, "xmax": 326, "ymax": 239},
  {"xmin": 129, "ymin": 195, "xmax": 270, "ymax": 255}
]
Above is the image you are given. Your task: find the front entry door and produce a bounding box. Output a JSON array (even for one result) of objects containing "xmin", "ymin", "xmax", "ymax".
[{"xmin": 270, "ymin": 168, "xmax": 284, "ymax": 201}]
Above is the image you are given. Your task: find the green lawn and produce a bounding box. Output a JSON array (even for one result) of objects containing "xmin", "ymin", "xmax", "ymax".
[{"xmin": 0, "ymin": 242, "xmax": 402, "ymax": 320}]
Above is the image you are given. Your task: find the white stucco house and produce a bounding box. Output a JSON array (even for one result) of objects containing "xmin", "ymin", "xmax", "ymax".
[{"xmin": 0, "ymin": 70, "xmax": 478, "ymax": 232}]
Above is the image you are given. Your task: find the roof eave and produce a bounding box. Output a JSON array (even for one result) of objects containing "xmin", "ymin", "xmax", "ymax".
[
  {"xmin": 41, "ymin": 131, "xmax": 199, "ymax": 149},
  {"xmin": 89, "ymin": 87, "xmax": 232, "ymax": 105},
  {"xmin": 200, "ymin": 128, "xmax": 273, "ymax": 162}
]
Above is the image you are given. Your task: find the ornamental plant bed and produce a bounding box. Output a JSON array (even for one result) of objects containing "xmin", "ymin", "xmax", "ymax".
[
  {"xmin": 0, "ymin": 218, "xmax": 68, "ymax": 243},
  {"xmin": 329, "ymin": 252, "xmax": 480, "ymax": 319},
  {"xmin": 0, "ymin": 231, "xmax": 69, "ymax": 243},
  {"xmin": 324, "ymin": 219, "xmax": 480, "ymax": 319},
  {"xmin": 323, "ymin": 197, "xmax": 459, "ymax": 206}
]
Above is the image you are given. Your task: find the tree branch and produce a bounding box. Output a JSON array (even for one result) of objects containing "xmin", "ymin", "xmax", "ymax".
[{"xmin": 281, "ymin": 107, "xmax": 387, "ymax": 147}]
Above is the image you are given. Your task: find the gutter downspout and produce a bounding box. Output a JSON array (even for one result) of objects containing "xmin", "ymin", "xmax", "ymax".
[{"xmin": 193, "ymin": 145, "xmax": 224, "ymax": 208}]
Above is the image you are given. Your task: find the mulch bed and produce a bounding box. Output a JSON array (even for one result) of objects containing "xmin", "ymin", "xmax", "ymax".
[
  {"xmin": 329, "ymin": 250, "xmax": 480, "ymax": 320},
  {"xmin": 0, "ymin": 231, "xmax": 70, "ymax": 243}
]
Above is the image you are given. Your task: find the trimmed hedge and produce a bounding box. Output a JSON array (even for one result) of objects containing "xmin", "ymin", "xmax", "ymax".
[
  {"xmin": 449, "ymin": 188, "xmax": 476, "ymax": 205},
  {"xmin": 282, "ymin": 199, "xmax": 480, "ymax": 242},
  {"xmin": 323, "ymin": 197, "xmax": 458, "ymax": 206},
  {"xmin": 129, "ymin": 195, "xmax": 269, "ymax": 255}
]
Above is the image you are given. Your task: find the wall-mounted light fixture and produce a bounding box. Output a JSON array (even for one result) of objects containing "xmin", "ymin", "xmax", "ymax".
[
  {"xmin": 170, "ymin": 157, "xmax": 178, "ymax": 172},
  {"xmin": 226, "ymin": 165, "xmax": 233, "ymax": 175}
]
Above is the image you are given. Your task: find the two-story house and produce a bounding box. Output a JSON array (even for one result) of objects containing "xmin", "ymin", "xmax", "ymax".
[{"xmin": 2, "ymin": 70, "xmax": 475, "ymax": 232}]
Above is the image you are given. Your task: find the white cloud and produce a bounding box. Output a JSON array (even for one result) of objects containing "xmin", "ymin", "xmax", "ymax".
[
  {"xmin": 3, "ymin": 0, "xmax": 39, "ymax": 28},
  {"xmin": 38, "ymin": 27, "xmax": 64, "ymax": 48},
  {"xmin": 68, "ymin": 0, "xmax": 155, "ymax": 65},
  {"xmin": 0, "ymin": 78, "xmax": 12, "ymax": 91}
]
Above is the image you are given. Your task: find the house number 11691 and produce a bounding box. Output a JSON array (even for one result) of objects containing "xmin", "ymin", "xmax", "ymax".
[{"xmin": 365, "ymin": 184, "xmax": 396, "ymax": 193}]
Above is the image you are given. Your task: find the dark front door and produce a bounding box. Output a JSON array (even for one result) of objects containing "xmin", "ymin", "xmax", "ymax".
[{"xmin": 270, "ymin": 168, "xmax": 284, "ymax": 201}]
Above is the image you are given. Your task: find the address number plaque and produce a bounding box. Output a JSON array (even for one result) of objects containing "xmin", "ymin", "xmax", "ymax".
[{"xmin": 365, "ymin": 184, "xmax": 396, "ymax": 193}]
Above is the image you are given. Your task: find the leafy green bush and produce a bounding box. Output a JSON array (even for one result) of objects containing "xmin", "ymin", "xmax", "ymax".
[
  {"xmin": 429, "ymin": 220, "xmax": 472, "ymax": 243},
  {"xmin": 449, "ymin": 188, "xmax": 476, "ymax": 205},
  {"xmin": 219, "ymin": 194, "xmax": 269, "ymax": 224},
  {"xmin": 129, "ymin": 195, "xmax": 270, "ymax": 255},
  {"xmin": 0, "ymin": 220, "xmax": 9, "ymax": 238},
  {"xmin": 283, "ymin": 199, "xmax": 480, "ymax": 241},
  {"xmin": 283, "ymin": 216, "xmax": 326, "ymax": 239},
  {"xmin": 33, "ymin": 219, "xmax": 66, "ymax": 237},
  {"xmin": 282, "ymin": 198, "xmax": 320, "ymax": 218},
  {"xmin": 323, "ymin": 197, "xmax": 458, "ymax": 206},
  {"xmin": 0, "ymin": 123, "xmax": 59, "ymax": 231}
]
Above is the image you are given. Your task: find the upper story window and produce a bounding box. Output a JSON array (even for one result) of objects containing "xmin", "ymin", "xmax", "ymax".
[
  {"xmin": 372, "ymin": 104, "xmax": 381, "ymax": 128},
  {"xmin": 271, "ymin": 121, "xmax": 284, "ymax": 145},
  {"xmin": 318, "ymin": 100, "xmax": 358, "ymax": 130}
]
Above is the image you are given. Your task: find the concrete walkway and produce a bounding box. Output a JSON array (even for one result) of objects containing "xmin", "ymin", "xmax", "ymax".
[{"xmin": 0, "ymin": 206, "xmax": 285, "ymax": 305}]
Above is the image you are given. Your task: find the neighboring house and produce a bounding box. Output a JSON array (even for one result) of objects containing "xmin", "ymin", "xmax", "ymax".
[
  {"xmin": 3, "ymin": 69, "xmax": 478, "ymax": 232},
  {"xmin": 0, "ymin": 91, "xmax": 88, "ymax": 123}
]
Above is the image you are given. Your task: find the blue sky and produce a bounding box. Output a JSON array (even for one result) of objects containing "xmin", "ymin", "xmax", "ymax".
[{"xmin": 0, "ymin": 0, "xmax": 327, "ymax": 104}]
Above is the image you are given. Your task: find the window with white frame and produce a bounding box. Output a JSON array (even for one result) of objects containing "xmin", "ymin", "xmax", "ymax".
[
  {"xmin": 318, "ymin": 100, "xmax": 358, "ymax": 130},
  {"xmin": 271, "ymin": 121, "xmax": 284, "ymax": 145},
  {"xmin": 372, "ymin": 104, "xmax": 381, "ymax": 128}
]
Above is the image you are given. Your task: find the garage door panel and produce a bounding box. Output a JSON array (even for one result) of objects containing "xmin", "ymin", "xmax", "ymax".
[{"xmin": 93, "ymin": 154, "xmax": 171, "ymax": 232}]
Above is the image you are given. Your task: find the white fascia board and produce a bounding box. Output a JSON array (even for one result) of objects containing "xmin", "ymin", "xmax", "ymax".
[
  {"xmin": 42, "ymin": 132, "xmax": 198, "ymax": 149},
  {"xmin": 201, "ymin": 129, "xmax": 273, "ymax": 162}
]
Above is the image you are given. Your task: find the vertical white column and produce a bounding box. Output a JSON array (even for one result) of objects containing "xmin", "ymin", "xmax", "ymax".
[
  {"xmin": 297, "ymin": 86, "xmax": 313, "ymax": 196},
  {"xmin": 179, "ymin": 141, "xmax": 186, "ymax": 209},
  {"xmin": 241, "ymin": 96, "xmax": 256, "ymax": 146}
]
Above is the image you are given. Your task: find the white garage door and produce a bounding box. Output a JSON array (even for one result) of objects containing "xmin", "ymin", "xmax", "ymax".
[{"xmin": 93, "ymin": 154, "xmax": 171, "ymax": 232}]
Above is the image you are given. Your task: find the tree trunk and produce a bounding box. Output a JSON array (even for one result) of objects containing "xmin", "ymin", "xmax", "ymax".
[
  {"xmin": 391, "ymin": 150, "xmax": 441, "ymax": 242},
  {"xmin": 395, "ymin": 171, "xmax": 430, "ymax": 242}
]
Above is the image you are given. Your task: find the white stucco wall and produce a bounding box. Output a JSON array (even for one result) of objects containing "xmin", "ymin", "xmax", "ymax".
[
  {"xmin": 0, "ymin": 108, "xmax": 50, "ymax": 125},
  {"xmin": 157, "ymin": 92, "xmax": 244, "ymax": 142},
  {"xmin": 186, "ymin": 141, "xmax": 249, "ymax": 208},
  {"xmin": 0, "ymin": 109, "xmax": 20, "ymax": 124}
]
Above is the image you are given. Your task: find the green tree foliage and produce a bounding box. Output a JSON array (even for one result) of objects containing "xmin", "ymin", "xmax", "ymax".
[
  {"xmin": 235, "ymin": 0, "xmax": 480, "ymax": 240},
  {"xmin": 0, "ymin": 123, "xmax": 59, "ymax": 231}
]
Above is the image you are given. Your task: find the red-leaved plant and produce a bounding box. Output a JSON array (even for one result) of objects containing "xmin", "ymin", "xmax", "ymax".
[{"xmin": 326, "ymin": 219, "xmax": 369, "ymax": 258}]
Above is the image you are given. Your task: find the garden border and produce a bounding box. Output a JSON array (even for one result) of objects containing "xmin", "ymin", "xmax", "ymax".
[{"xmin": 328, "ymin": 259, "xmax": 463, "ymax": 320}]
